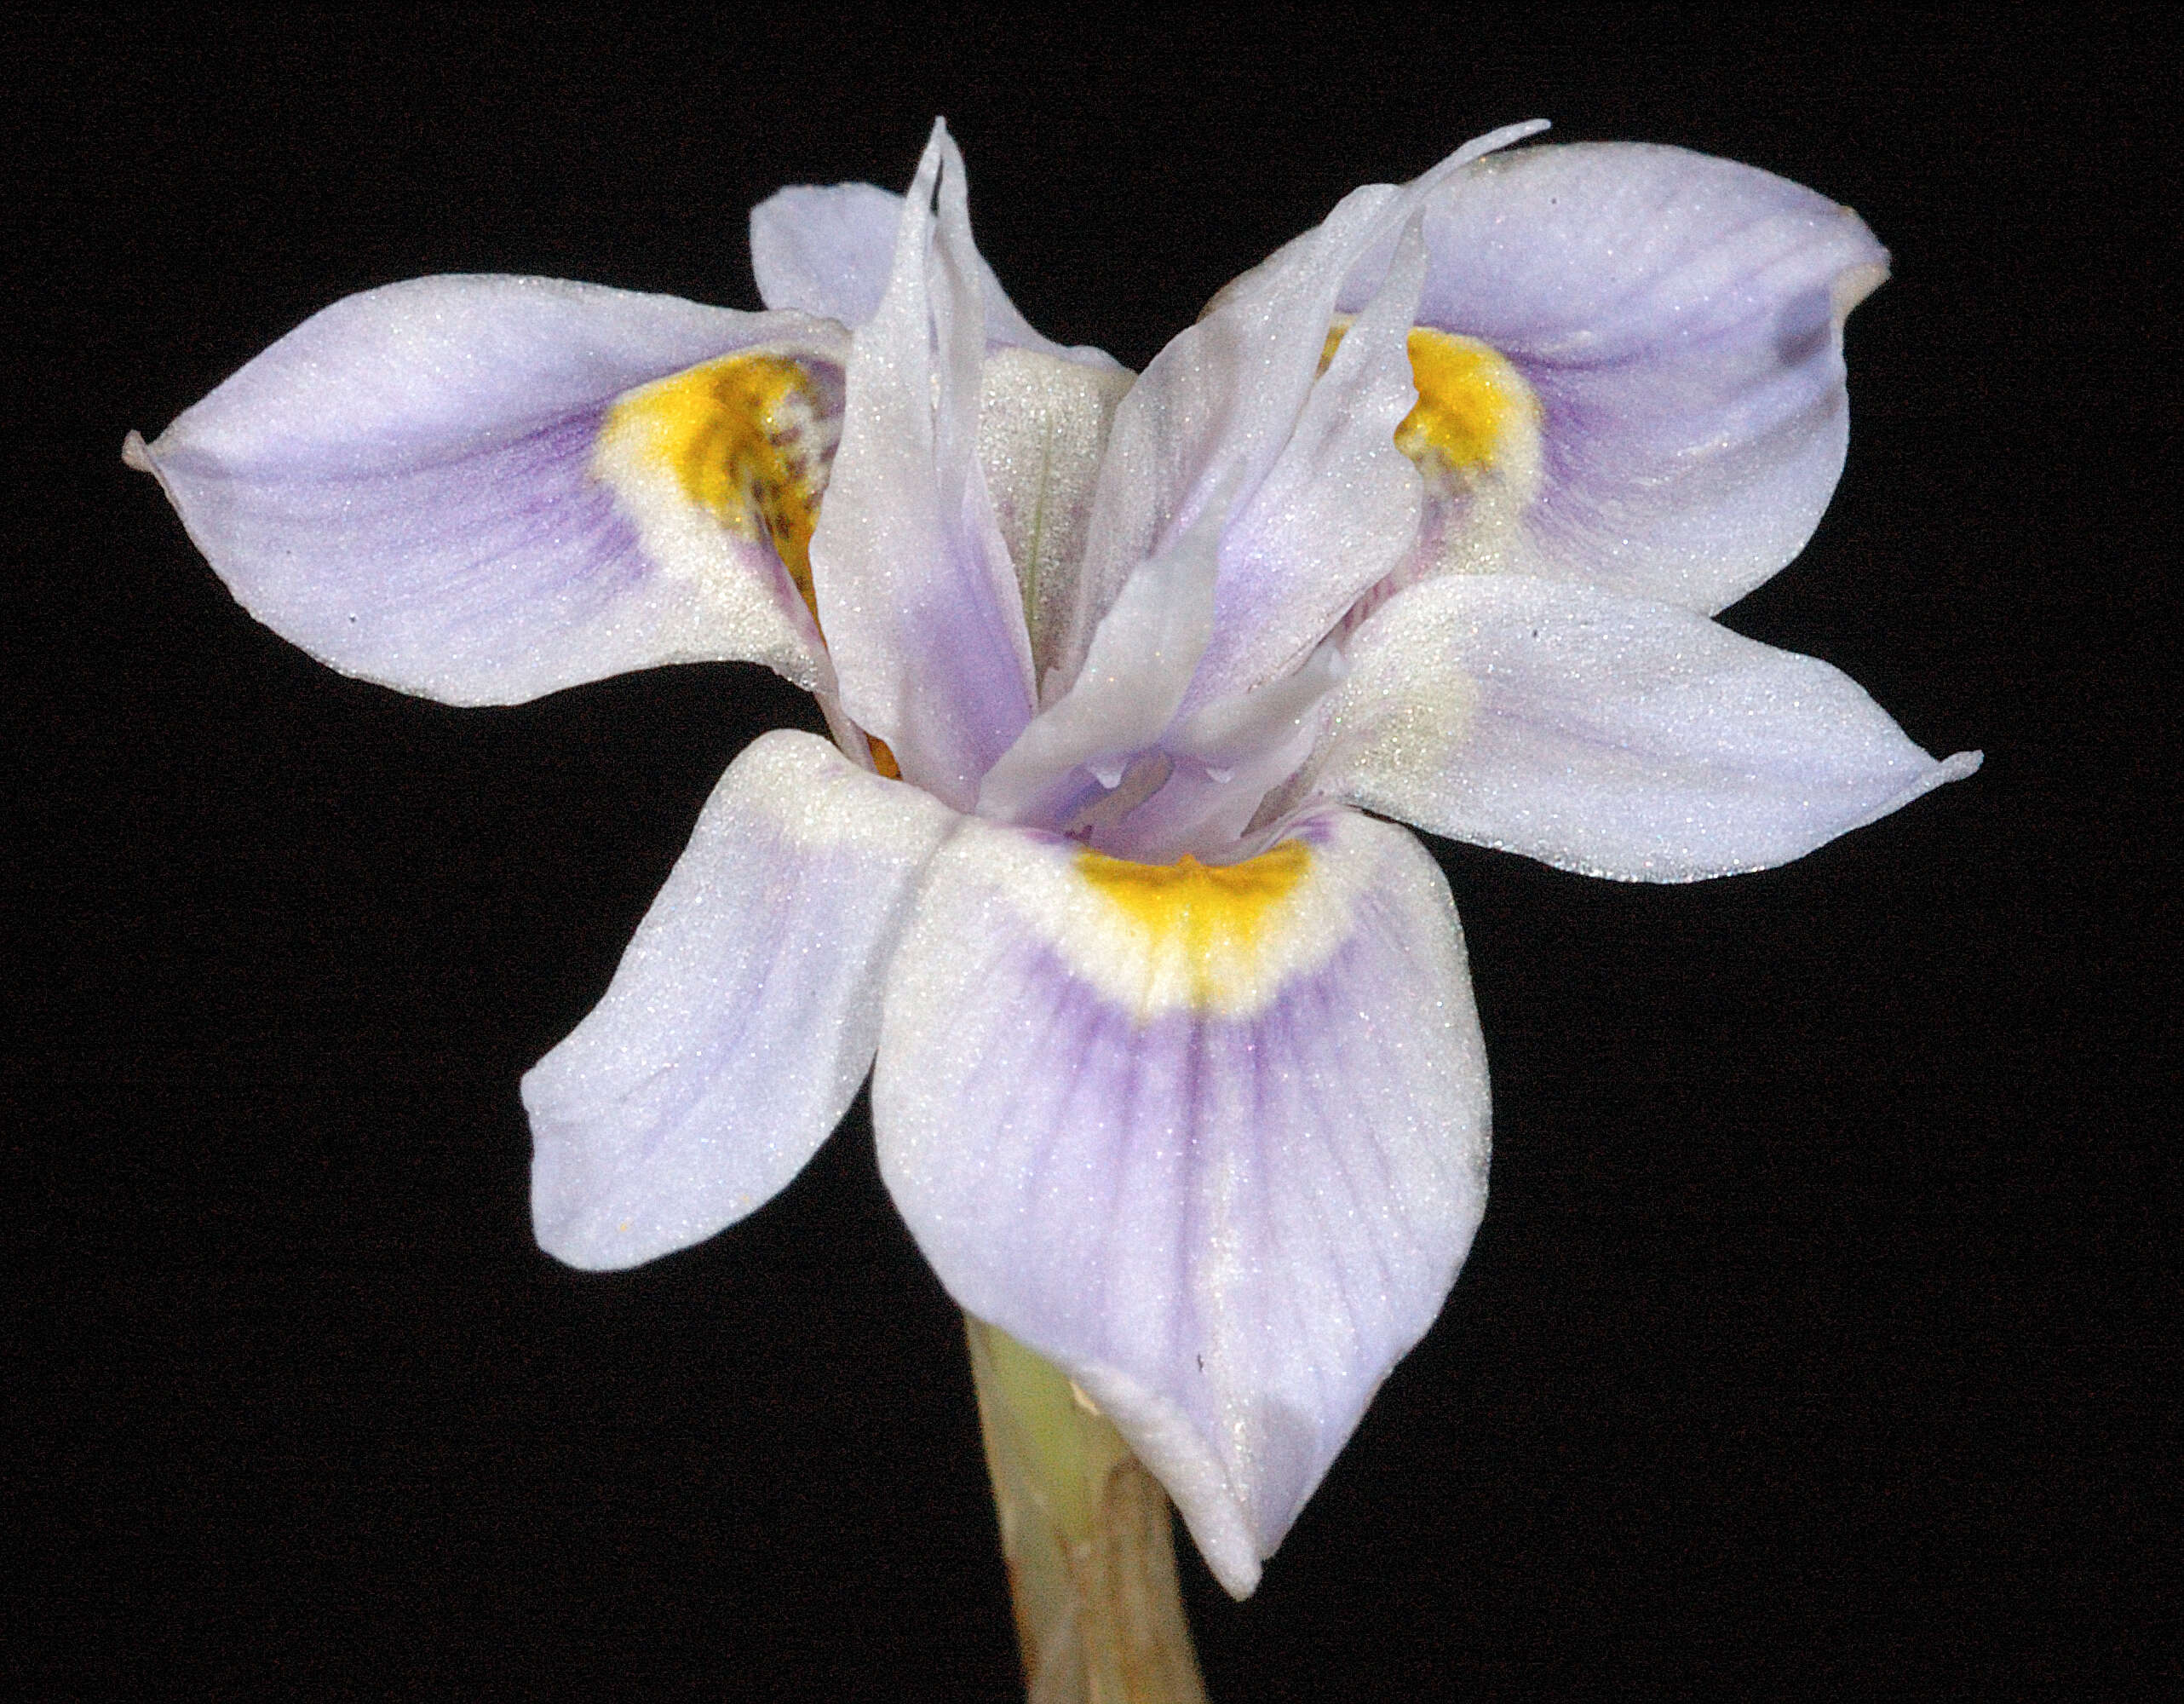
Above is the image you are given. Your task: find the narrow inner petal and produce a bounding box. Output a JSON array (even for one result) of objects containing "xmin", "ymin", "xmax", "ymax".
[
  {"xmin": 807, "ymin": 122, "xmax": 1038, "ymax": 810},
  {"xmin": 974, "ymin": 482, "xmax": 1224, "ymax": 834}
]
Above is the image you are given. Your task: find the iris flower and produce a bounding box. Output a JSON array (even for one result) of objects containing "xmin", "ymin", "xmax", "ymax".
[{"xmin": 129, "ymin": 120, "xmax": 1976, "ymax": 1598}]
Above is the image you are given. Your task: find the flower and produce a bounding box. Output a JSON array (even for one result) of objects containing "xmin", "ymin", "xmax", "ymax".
[{"xmin": 128, "ymin": 119, "xmax": 1977, "ymax": 1598}]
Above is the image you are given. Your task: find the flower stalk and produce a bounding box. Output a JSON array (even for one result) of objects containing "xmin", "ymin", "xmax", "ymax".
[{"xmin": 967, "ymin": 1317, "xmax": 1210, "ymax": 1704}]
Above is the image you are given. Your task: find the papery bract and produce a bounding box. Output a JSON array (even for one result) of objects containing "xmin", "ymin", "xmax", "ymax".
[{"xmin": 130, "ymin": 119, "xmax": 1976, "ymax": 1598}]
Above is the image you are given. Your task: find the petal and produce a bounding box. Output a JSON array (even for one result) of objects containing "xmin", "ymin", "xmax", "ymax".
[
  {"xmin": 750, "ymin": 181, "xmax": 902, "ymax": 331},
  {"xmin": 875, "ymin": 809, "xmax": 1489, "ymax": 1596},
  {"xmin": 1341, "ymin": 141, "xmax": 1890, "ymax": 614},
  {"xmin": 1187, "ymin": 216, "xmax": 1428, "ymax": 705},
  {"xmin": 525, "ymin": 729, "xmax": 957, "ymax": 1271},
  {"xmin": 1055, "ymin": 180, "xmax": 1397, "ymax": 699},
  {"xmin": 808, "ymin": 124, "xmax": 1036, "ymax": 809},
  {"xmin": 1123, "ymin": 638, "xmax": 1348, "ymax": 857},
  {"xmin": 974, "ymin": 346, "xmax": 1135, "ymax": 683},
  {"xmin": 1059, "ymin": 123, "xmax": 1547, "ymax": 705},
  {"xmin": 128, "ymin": 275, "xmax": 848, "ymax": 703},
  {"xmin": 751, "ymin": 180, "xmax": 1124, "ymax": 371},
  {"xmin": 1318, "ymin": 573, "xmax": 1981, "ymax": 881},
  {"xmin": 973, "ymin": 483, "xmax": 1222, "ymax": 827}
]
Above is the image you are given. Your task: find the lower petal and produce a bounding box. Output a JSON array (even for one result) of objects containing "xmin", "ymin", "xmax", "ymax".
[
  {"xmin": 1320, "ymin": 573, "xmax": 1981, "ymax": 880},
  {"xmin": 526, "ymin": 730, "xmax": 956, "ymax": 1271},
  {"xmin": 874, "ymin": 809, "xmax": 1489, "ymax": 1596}
]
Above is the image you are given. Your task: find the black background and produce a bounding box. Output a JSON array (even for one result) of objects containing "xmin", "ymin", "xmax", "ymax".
[{"xmin": 7, "ymin": 12, "xmax": 2173, "ymax": 1700}]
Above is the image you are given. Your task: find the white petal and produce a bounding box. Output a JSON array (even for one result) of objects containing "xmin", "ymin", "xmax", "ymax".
[
  {"xmin": 129, "ymin": 276, "xmax": 846, "ymax": 703},
  {"xmin": 807, "ymin": 124, "xmax": 1035, "ymax": 808},
  {"xmin": 1342, "ymin": 141, "xmax": 1892, "ymax": 614},
  {"xmin": 750, "ymin": 182, "xmax": 903, "ymax": 331},
  {"xmin": 974, "ymin": 484, "xmax": 1223, "ymax": 825},
  {"xmin": 1187, "ymin": 216, "xmax": 1428, "ymax": 705},
  {"xmin": 1055, "ymin": 177, "xmax": 1398, "ymax": 697},
  {"xmin": 974, "ymin": 345, "xmax": 1135, "ymax": 682},
  {"xmin": 876, "ymin": 809, "xmax": 1489, "ymax": 1595},
  {"xmin": 1131, "ymin": 639, "xmax": 1349, "ymax": 855},
  {"xmin": 525, "ymin": 730, "xmax": 957, "ymax": 1270},
  {"xmin": 1319, "ymin": 573, "xmax": 1981, "ymax": 880},
  {"xmin": 751, "ymin": 179, "xmax": 1124, "ymax": 371}
]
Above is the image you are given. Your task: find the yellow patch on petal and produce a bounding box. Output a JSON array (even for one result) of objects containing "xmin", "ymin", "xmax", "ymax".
[
  {"xmin": 1394, "ymin": 328, "xmax": 1538, "ymax": 480},
  {"xmin": 1324, "ymin": 319, "xmax": 1543, "ymax": 495},
  {"xmin": 594, "ymin": 351, "xmax": 836, "ymax": 625},
  {"xmin": 1323, "ymin": 316, "xmax": 1545, "ymax": 579},
  {"xmin": 1073, "ymin": 839, "xmax": 1317, "ymax": 1016}
]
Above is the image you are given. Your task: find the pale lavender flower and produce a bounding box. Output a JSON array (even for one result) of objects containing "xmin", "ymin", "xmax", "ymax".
[{"xmin": 128, "ymin": 120, "xmax": 1976, "ymax": 1597}]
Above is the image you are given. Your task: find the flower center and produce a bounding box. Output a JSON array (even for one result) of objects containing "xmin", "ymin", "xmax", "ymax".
[
  {"xmin": 596, "ymin": 351, "xmax": 836, "ymax": 624},
  {"xmin": 1074, "ymin": 840, "xmax": 1313, "ymax": 1014}
]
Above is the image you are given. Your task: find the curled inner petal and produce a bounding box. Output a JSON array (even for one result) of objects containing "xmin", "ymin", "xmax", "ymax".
[{"xmin": 807, "ymin": 121, "xmax": 1037, "ymax": 810}]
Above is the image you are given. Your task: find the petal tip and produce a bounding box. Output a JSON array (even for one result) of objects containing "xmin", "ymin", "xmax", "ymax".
[
  {"xmin": 527, "ymin": 1186, "xmax": 634, "ymax": 1274},
  {"xmin": 526, "ymin": 1108, "xmax": 718, "ymax": 1275},
  {"xmin": 1067, "ymin": 1361, "xmax": 1267, "ymax": 1598},
  {"xmin": 1834, "ymin": 256, "xmax": 1891, "ymax": 320},
  {"xmin": 1208, "ymin": 1541, "xmax": 1264, "ymax": 1602},
  {"xmin": 122, "ymin": 429, "xmax": 153, "ymax": 472}
]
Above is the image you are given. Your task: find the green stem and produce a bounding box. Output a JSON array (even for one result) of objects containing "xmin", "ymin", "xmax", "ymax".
[{"xmin": 966, "ymin": 1316, "xmax": 1211, "ymax": 1704}]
